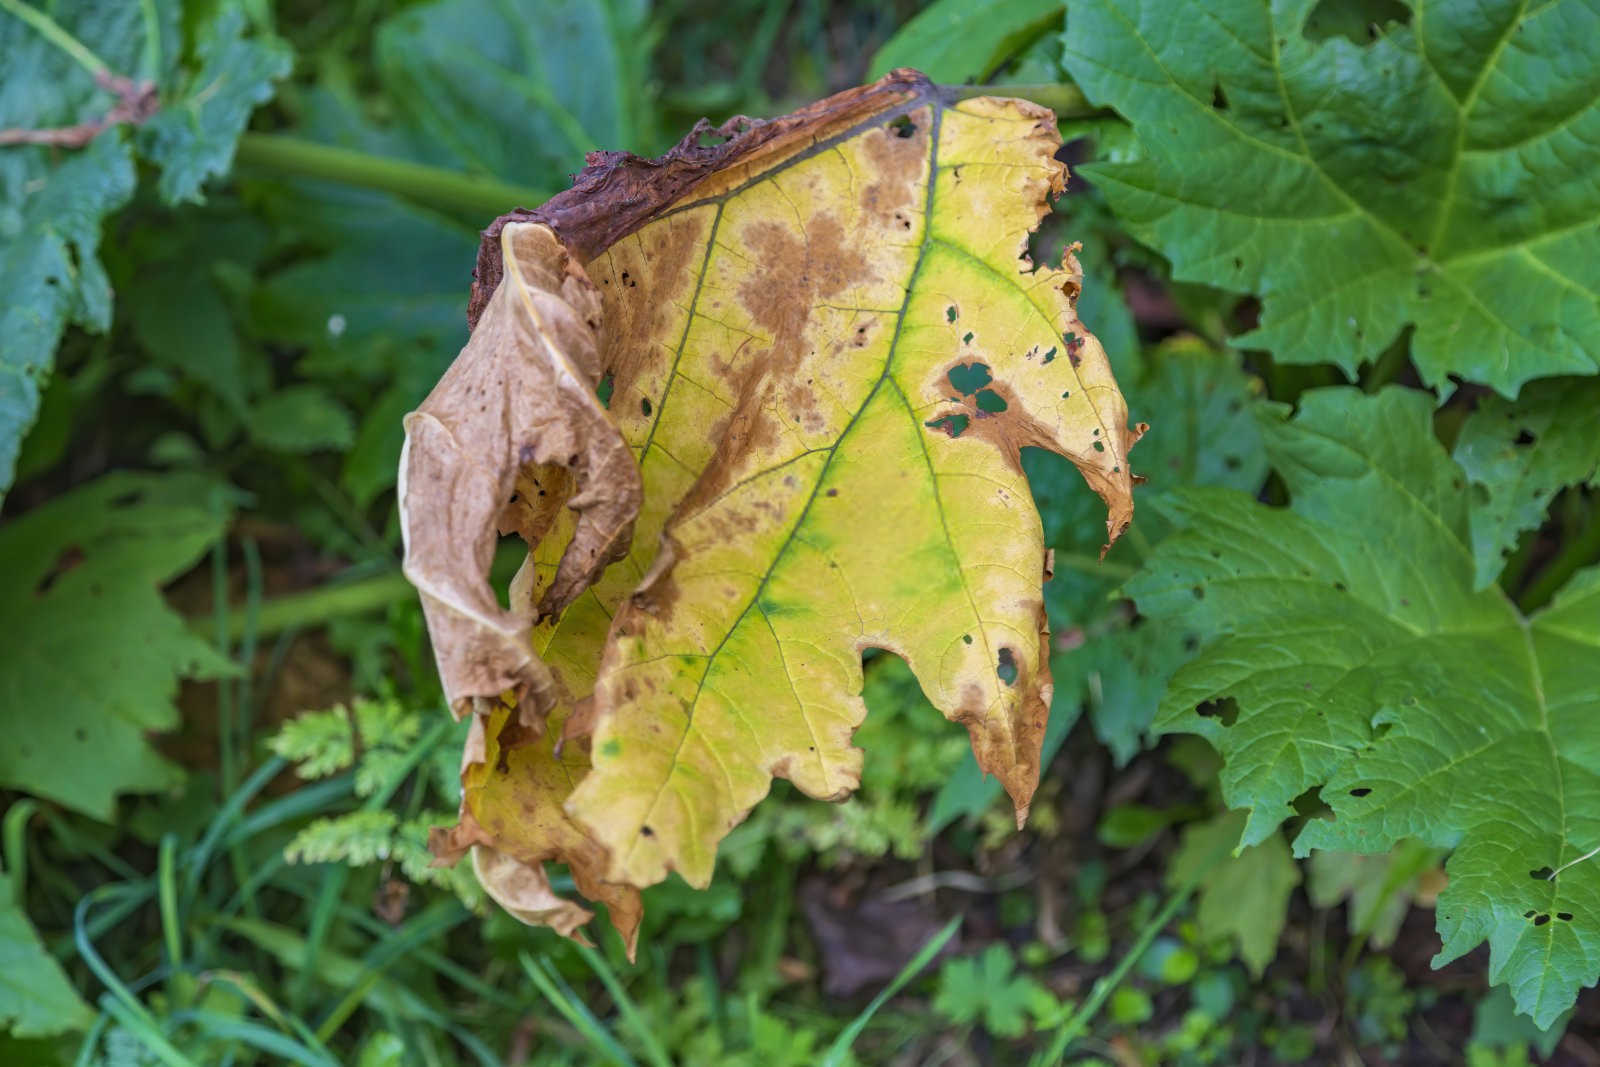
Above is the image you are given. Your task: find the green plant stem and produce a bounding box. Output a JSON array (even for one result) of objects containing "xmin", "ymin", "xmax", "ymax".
[
  {"xmin": 3, "ymin": 800, "xmax": 38, "ymax": 906},
  {"xmin": 1520, "ymin": 498, "xmax": 1600, "ymax": 612},
  {"xmin": 945, "ymin": 83, "xmax": 1101, "ymax": 119},
  {"xmin": 1034, "ymin": 885, "xmax": 1193, "ymax": 1063},
  {"xmin": 196, "ymin": 540, "xmax": 529, "ymax": 641},
  {"xmin": 157, "ymin": 835, "xmax": 182, "ymax": 970},
  {"xmin": 1050, "ymin": 551, "xmax": 1136, "ymax": 581},
  {"xmin": 234, "ymin": 133, "xmax": 553, "ymax": 219},
  {"xmin": 1034, "ymin": 825, "xmax": 1235, "ymax": 1064},
  {"xmin": 1, "ymin": 0, "xmax": 109, "ymax": 77},
  {"xmin": 821, "ymin": 915, "xmax": 961, "ymax": 1067},
  {"xmin": 200, "ymin": 570, "xmax": 411, "ymax": 641}
]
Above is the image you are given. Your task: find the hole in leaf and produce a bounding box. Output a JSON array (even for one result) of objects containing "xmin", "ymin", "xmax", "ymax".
[
  {"xmin": 641, "ymin": 825, "xmax": 655, "ymax": 838},
  {"xmin": 962, "ymin": 634, "xmax": 973, "ymax": 645},
  {"xmin": 1534, "ymin": 913, "xmax": 1551, "ymax": 926},
  {"xmin": 996, "ymin": 647, "xmax": 1018, "ymax": 687},
  {"xmin": 1211, "ymin": 82, "xmax": 1229, "ymax": 110},
  {"xmin": 1514, "ymin": 429, "xmax": 1536, "ymax": 446},
  {"xmin": 1042, "ymin": 346, "xmax": 1057, "ymax": 364},
  {"xmin": 889, "ymin": 114, "xmax": 918, "ymax": 138},
  {"xmin": 1349, "ymin": 787, "xmax": 1372, "ymax": 797},
  {"xmin": 596, "ymin": 373, "xmax": 614, "ymax": 408},
  {"xmin": 976, "ymin": 389, "xmax": 1008, "ymax": 414},
  {"xmin": 1093, "ymin": 440, "xmax": 1106, "ymax": 452},
  {"xmin": 963, "ymin": 331, "xmax": 974, "ymax": 344},
  {"xmin": 946, "ymin": 363, "xmax": 992, "ymax": 395},
  {"xmin": 1558, "ymin": 912, "xmax": 1574, "ymax": 922},
  {"xmin": 1303, "ymin": 0, "xmax": 1410, "ymax": 43},
  {"xmin": 1196, "ymin": 698, "xmax": 1239, "ymax": 726},
  {"xmin": 925, "ymin": 413, "xmax": 970, "ymax": 438},
  {"xmin": 946, "ymin": 305, "xmax": 958, "ymax": 323},
  {"xmin": 641, "ymin": 396, "xmax": 653, "ymax": 416},
  {"xmin": 1530, "ymin": 867, "xmax": 1555, "ymax": 880},
  {"xmin": 35, "ymin": 546, "xmax": 84, "ymax": 597}
]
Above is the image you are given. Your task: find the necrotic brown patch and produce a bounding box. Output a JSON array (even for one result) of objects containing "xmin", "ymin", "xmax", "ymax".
[
  {"xmin": 594, "ymin": 211, "xmax": 709, "ymax": 413},
  {"xmin": 859, "ymin": 106, "xmax": 930, "ymax": 228}
]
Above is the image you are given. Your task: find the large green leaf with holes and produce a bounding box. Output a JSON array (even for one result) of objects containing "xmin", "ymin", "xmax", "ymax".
[
  {"xmin": 1453, "ymin": 377, "xmax": 1600, "ymax": 588},
  {"xmin": 1062, "ymin": 0, "xmax": 1600, "ymax": 394},
  {"xmin": 1128, "ymin": 387, "xmax": 1600, "ymax": 1026},
  {"xmin": 0, "ymin": 1, "xmax": 287, "ymax": 502}
]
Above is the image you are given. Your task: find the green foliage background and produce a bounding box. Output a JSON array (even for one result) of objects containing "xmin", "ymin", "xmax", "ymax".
[{"xmin": 1, "ymin": 0, "xmax": 1597, "ymax": 1063}]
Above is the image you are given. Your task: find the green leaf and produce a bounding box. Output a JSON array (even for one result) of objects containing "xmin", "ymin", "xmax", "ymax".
[
  {"xmin": 1169, "ymin": 811, "xmax": 1299, "ymax": 977},
  {"xmin": 1129, "ymin": 386, "xmax": 1600, "ymax": 1026},
  {"xmin": 0, "ymin": 131, "xmax": 134, "ymax": 504},
  {"xmin": 868, "ymin": 0, "xmax": 1065, "ymax": 84},
  {"xmin": 0, "ymin": 0, "xmax": 286, "ymax": 499},
  {"xmin": 284, "ymin": 810, "xmax": 403, "ymax": 868},
  {"xmin": 933, "ymin": 943, "xmax": 1050, "ymax": 1038},
  {"xmin": 0, "ymin": 868, "xmax": 92, "ymax": 1037},
  {"xmin": 1471, "ymin": 983, "xmax": 1568, "ymax": 1059},
  {"xmin": 1307, "ymin": 839, "xmax": 1445, "ymax": 949},
  {"xmin": 138, "ymin": 8, "xmax": 291, "ymax": 205},
  {"xmin": 374, "ymin": 0, "xmax": 647, "ymax": 177},
  {"xmin": 1062, "ymin": 0, "xmax": 1600, "ymax": 394},
  {"xmin": 269, "ymin": 698, "xmax": 420, "ymax": 779},
  {"xmin": 1035, "ymin": 336, "xmax": 1267, "ymax": 764},
  {"xmin": 1453, "ymin": 377, "xmax": 1600, "ymax": 588},
  {"xmin": 0, "ymin": 473, "xmax": 233, "ymax": 818},
  {"xmin": 247, "ymin": 385, "xmax": 356, "ymax": 453}
]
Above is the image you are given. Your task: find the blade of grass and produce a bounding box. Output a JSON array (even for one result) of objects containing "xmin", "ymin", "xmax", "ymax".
[
  {"xmin": 93, "ymin": 994, "xmax": 197, "ymax": 1067},
  {"xmin": 312, "ymin": 899, "xmax": 467, "ymax": 1042},
  {"xmin": 820, "ymin": 915, "xmax": 961, "ymax": 1067},
  {"xmin": 520, "ymin": 952, "xmax": 638, "ymax": 1066},
  {"xmin": 575, "ymin": 941, "xmax": 674, "ymax": 1067},
  {"xmin": 185, "ymin": 756, "xmax": 286, "ymax": 904},
  {"xmin": 158, "ymin": 833, "xmax": 182, "ymax": 969},
  {"xmin": 173, "ymin": 1010, "xmax": 340, "ymax": 1067}
]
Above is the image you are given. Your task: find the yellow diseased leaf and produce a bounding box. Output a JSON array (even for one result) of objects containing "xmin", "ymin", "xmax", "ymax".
[
  {"xmin": 565, "ymin": 86, "xmax": 1142, "ymax": 889},
  {"xmin": 416, "ymin": 71, "xmax": 1143, "ymax": 938},
  {"xmin": 430, "ymin": 705, "xmax": 642, "ymax": 954}
]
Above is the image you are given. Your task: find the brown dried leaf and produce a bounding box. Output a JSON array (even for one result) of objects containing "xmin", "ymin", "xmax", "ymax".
[{"xmin": 399, "ymin": 222, "xmax": 640, "ymax": 722}]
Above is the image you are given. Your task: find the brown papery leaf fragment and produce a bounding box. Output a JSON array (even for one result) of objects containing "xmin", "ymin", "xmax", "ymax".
[{"xmin": 399, "ymin": 222, "xmax": 640, "ymax": 723}]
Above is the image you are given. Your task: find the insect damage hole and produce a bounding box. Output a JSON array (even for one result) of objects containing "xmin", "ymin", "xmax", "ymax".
[
  {"xmin": 888, "ymin": 114, "xmax": 918, "ymax": 138},
  {"xmin": 996, "ymin": 647, "xmax": 1019, "ymax": 687}
]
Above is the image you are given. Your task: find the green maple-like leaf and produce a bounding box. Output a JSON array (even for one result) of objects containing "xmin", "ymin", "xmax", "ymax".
[
  {"xmin": 933, "ymin": 943, "xmax": 1051, "ymax": 1038},
  {"xmin": 1453, "ymin": 377, "xmax": 1600, "ymax": 588},
  {"xmin": 1128, "ymin": 387, "xmax": 1600, "ymax": 1026},
  {"xmin": 0, "ymin": 866, "xmax": 92, "ymax": 1037},
  {"xmin": 0, "ymin": 0, "xmax": 287, "ymax": 501},
  {"xmin": 1062, "ymin": 0, "xmax": 1600, "ymax": 394},
  {"xmin": 0, "ymin": 473, "xmax": 234, "ymax": 819}
]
